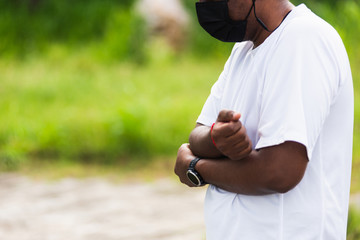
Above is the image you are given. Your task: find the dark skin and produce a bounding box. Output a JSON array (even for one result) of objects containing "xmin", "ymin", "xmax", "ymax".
[{"xmin": 174, "ymin": 0, "xmax": 309, "ymax": 195}]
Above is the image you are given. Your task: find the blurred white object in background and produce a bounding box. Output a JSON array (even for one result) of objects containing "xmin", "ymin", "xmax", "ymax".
[{"xmin": 136, "ymin": 0, "xmax": 190, "ymax": 51}]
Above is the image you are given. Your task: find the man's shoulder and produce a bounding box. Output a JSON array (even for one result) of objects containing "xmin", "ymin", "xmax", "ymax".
[{"xmin": 281, "ymin": 4, "xmax": 340, "ymax": 43}]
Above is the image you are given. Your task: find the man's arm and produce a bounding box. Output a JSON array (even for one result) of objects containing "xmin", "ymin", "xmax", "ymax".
[
  {"xmin": 177, "ymin": 109, "xmax": 308, "ymax": 195},
  {"xmin": 175, "ymin": 141, "xmax": 308, "ymax": 195}
]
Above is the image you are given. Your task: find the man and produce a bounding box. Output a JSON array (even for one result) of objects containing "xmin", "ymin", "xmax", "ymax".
[{"xmin": 174, "ymin": 0, "xmax": 354, "ymax": 239}]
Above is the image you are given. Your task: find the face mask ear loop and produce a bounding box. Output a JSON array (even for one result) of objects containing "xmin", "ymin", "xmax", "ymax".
[
  {"xmin": 244, "ymin": 1, "xmax": 254, "ymax": 20},
  {"xmin": 252, "ymin": 0, "xmax": 270, "ymax": 32},
  {"xmin": 227, "ymin": 0, "xmax": 253, "ymax": 23}
]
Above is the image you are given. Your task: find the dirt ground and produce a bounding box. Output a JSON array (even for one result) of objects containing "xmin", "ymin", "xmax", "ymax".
[
  {"xmin": 0, "ymin": 174, "xmax": 206, "ymax": 240},
  {"xmin": 2, "ymin": 173, "xmax": 360, "ymax": 240}
]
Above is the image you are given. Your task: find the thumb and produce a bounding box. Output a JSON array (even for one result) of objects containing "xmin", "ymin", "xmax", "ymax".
[{"xmin": 232, "ymin": 112, "xmax": 241, "ymax": 122}]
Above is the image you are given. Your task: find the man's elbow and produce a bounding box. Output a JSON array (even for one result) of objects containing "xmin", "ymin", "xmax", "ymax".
[
  {"xmin": 257, "ymin": 141, "xmax": 309, "ymax": 194},
  {"xmin": 270, "ymin": 180, "xmax": 299, "ymax": 194},
  {"xmin": 266, "ymin": 165, "xmax": 307, "ymax": 194}
]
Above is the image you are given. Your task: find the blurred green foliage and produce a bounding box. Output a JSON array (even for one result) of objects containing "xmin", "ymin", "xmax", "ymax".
[
  {"xmin": 0, "ymin": 0, "xmax": 146, "ymax": 61},
  {"xmin": 0, "ymin": 54, "xmax": 221, "ymax": 168},
  {"xmin": 348, "ymin": 207, "xmax": 360, "ymax": 240},
  {"xmin": 0, "ymin": 0, "xmax": 358, "ymax": 61}
]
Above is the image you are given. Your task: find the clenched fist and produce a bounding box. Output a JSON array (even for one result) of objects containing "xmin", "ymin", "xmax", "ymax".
[{"xmin": 211, "ymin": 110, "xmax": 252, "ymax": 160}]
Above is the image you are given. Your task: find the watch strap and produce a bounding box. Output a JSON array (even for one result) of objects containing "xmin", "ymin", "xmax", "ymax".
[
  {"xmin": 187, "ymin": 157, "xmax": 206, "ymax": 186},
  {"xmin": 188, "ymin": 157, "xmax": 201, "ymax": 170}
]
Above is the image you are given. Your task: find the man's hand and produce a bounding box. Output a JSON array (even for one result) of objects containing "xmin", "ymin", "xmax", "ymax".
[
  {"xmin": 212, "ymin": 110, "xmax": 252, "ymax": 161},
  {"xmin": 174, "ymin": 143, "xmax": 199, "ymax": 187}
]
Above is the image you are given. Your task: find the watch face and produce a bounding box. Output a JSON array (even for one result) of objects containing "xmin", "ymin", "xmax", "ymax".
[{"xmin": 186, "ymin": 170, "xmax": 200, "ymax": 186}]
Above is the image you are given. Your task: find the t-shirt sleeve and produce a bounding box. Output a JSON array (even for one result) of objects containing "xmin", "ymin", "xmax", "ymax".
[
  {"xmin": 255, "ymin": 21, "xmax": 341, "ymax": 159},
  {"xmin": 196, "ymin": 71, "xmax": 225, "ymax": 127},
  {"xmin": 196, "ymin": 45, "xmax": 238, "ymax": 126}
]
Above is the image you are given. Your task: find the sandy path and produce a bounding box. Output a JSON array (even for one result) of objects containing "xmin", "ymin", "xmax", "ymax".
[{"xmin": 0, "ymin": 174, "xmax": 206, "ymax": 240}]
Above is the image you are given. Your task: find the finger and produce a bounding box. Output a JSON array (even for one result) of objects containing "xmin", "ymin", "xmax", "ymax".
[
  {"xmin": 232, "ymin": 112, "xmax": 241, "ymax": 122},
  {"xmin": 217, "ymin": 135, "xmax": 247, "ymax": 155},
  {"xmin": 226, "ymin": 128, "xmax": 247, "ymax": 143},
  {"xmin": 228, "ymin": 141, "xmax": 253, "ymax": 160},
  {"xmin": 228, "ymin": 120, "xmax": 242, "ymax": 134},
  {"xmin": 178, "ymin": 143, "xmax": 191, "ymax": 154},
  {"xmin": 234, "ymin": 144, "xmax": 252, "ymax": 160},
  {"xmin": 234, "ymin": 139, "xmax": 252, "ymax": 153},
  {"xmin": 215, "ymin": 121, "xmax": 242, "ymax": 137},
  {"xmin": 182, "ymin": 143, "xmax": 191, "ymax": 150},
  {"xmin": 217, "ymin": 109, "xmax": 235, "ymax": 122}
]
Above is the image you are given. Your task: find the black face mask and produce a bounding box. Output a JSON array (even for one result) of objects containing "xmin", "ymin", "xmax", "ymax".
[{"xmin": 196, "ymin": 0, "xmax": 269, "ymax": 42}]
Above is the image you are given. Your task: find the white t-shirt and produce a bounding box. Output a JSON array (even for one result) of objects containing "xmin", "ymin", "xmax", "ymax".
[{"xmin": 196, "ymin": 4, "xmax": 353, "ymax": 240}]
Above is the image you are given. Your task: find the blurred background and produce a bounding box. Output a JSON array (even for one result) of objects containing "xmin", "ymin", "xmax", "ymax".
[{"xmin": 0, "ymin": 0, "xmax": 359, "ymax": 239}]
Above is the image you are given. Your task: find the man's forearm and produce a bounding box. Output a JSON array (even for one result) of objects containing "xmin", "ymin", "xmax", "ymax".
[
  {"xmin": 194, "ymin": 142, "xmax": 308, "ymax": 195},
  {"xmin": 188, "ymin": 124, "xmax": 223, "ymax": 159},
  {"xmin": 195, "ymin": 151, "xmax": 276, "ymax": 195}
]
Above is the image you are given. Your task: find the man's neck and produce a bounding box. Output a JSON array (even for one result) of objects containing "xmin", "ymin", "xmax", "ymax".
[{"xmin": 252, "ymin": 1, "xmax": 294, "ymax": 48}]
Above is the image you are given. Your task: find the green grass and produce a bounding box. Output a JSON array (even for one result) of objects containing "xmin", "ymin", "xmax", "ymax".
[
  {"xmin": 348, "ymin": 207, "xmax": 360, "ymax": 240},
  {"xmin": 0, "ymin": 45, "xmax": 228, "ymax": 168}
]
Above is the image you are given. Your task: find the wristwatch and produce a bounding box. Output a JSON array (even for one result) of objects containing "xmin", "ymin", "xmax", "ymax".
[{"xmin": 186, "ymin": 157, "xmax": 206, "ymax": 186}]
